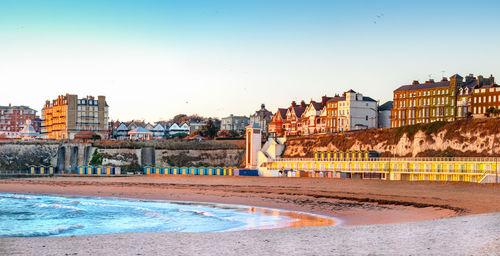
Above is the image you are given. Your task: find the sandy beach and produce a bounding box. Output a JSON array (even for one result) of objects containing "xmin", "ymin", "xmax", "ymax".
[{"xmin": 1, "ymin": 176, "xmax": 499, "ymax": 255}]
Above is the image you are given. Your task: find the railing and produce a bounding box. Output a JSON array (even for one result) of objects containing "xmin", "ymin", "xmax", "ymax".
[{"xmin": 270, "ymin": 157, "xmax": 500, "ymax": 163}]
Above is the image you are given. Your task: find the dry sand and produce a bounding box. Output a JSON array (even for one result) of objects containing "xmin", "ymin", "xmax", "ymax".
[{"xmin": 0, "ymin": 176, "xmax": 499, "ymax": 255}]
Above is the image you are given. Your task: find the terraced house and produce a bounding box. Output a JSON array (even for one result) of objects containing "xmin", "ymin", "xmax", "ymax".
[
  {"xmin": 392, "ymin": 75, "xmax": 461, "ymax": 127},
  {"xmin": 268, "ymin": 108, "xmax": 287, "ymax": 137},
  {"xmin": 392, "ymin": 74, "xmax": 499, "ymax": 127},
  {"xmin": 471, "ymin": 75, "xmax": 500, "ymax": 117}
]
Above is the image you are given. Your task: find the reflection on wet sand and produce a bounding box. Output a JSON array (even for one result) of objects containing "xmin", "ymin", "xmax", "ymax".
[{"xmin": 247, "ymin": 207, "xmax": 336, "ymax": 229}]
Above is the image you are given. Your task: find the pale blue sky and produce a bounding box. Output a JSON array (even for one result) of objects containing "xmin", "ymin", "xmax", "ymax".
[{"xmin": 1, "ymin": 0, "xmax": 499, "ymax": 121}]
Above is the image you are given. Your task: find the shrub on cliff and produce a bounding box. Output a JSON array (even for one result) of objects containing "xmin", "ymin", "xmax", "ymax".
[{"xmin": 89, "ymin": 150, "xmax": 103, "ymax": 166}]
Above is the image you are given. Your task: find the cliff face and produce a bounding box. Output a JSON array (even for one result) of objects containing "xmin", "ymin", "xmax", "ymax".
[
  {"xmin": 0, "ymin": 142, "xmax": 59, "ymax": 170},
  {"xmin": 0, "ymin": 140, "xmax": 244, "ymax": 172},
  {"xmin": 283, "ymin": 119, "xmax": 500, "ymax": 158}
]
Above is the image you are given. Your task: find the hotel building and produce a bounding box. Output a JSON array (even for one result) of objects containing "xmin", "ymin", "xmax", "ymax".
[
  {"xmin": 392, "ymin": 74, "xmax": 498, "ymax": 127},
  {"xmin": 42, "ymin": 94, "xmax": 109, "ymax": 139},
  {"xmin": 391, "ymin": 75, "xmax": 461, "ymax": 127}
]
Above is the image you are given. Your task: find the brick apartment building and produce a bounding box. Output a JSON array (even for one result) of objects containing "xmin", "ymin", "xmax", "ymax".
[
  {"xmin": 392, "ymin": 74, "xmax": 499, "ymax": 127},
  {"xmin": 0, "ymin": 104, "xmax": 38, "ymax": 138},
  {"xmin": 42, "ymin": 94, "xmax": 109, "ymax": 140}
]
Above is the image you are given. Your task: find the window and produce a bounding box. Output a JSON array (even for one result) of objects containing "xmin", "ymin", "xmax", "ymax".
[{"xmin": 366, "ymin": 116, "xmax": 368, "ymax": 121}]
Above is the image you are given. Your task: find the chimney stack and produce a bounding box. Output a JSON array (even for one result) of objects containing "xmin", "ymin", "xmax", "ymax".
[
  {"xmin": 300, "ymin": 100, "xmax": 306, "ymax": 108},
  {"xmin": 412, "ymin": 80, "xmax": 419, "ymax": 85},
  {"xmin": 291, "ymin": 101, "xmax": 297, "ymax": 107}
]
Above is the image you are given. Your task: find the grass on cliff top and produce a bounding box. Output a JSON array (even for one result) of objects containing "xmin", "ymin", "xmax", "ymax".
[
  {"xmin": 92, "ymin": 140, "xmax": 243, "ymax": 150},
  {"xmin": 394, "ymin": 121, "xmax": 448, "ymax": 142}
]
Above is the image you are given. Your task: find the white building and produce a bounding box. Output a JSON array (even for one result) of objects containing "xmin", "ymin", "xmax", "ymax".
[
  {"xmin": 377, "ymin": 101, "xmax": 393, "ymax": 128},
  {"xmin": 169, "ymin": 123, "xmax": 190, "ymax": 135},
  {"xmin": 337, "ymin": 90, "xmax": 378, "ymax": 132},
  {"xmin": 152, "ymin": 123, "xmax": 166, "ymax": 139}
]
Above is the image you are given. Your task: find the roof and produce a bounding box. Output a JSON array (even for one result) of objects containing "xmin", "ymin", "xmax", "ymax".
[
  {"xmin": 450, "ymin": 74, "xmax": 463, "ymax": 78},
  {"xmin": 311, "ymin": 101, "xmax": 323, "ymax": 111},
  {"xmin": 292, "ymin": 106, "xmax": 306, "ymax": 117},
  {"xmin": 278, "ymin": 108, "xmax": 288, "ymax": 117},
  {"xmin": 246, "ymin": 123, "xmax": 261, "ymax": 129},
  {"xmin": 19, "ymin": 122, "xmax": 39, "ymax": 137},
  {"xmin": 128, "ymin": 127, "xmax": 153, "ymax": 134},
  {"xmin": 362, "ymin": 96, "xmax": 377, "ymax": 102},
  {"xmin": 0, "ymin": 105, "xmax": 36, "ymax": 111},
  {"xmin": 326, "ymin": 96, "xmax": 346, "ymax": 103},
  {"xmin": 378, "ymin": 101, "xmax": 393, "ymax": 111},
  {"xmin": 346, "ymin": 89, "xmax": 356, "ymax": 93},
  {"xmin": 394, "ymin": 81, "xmax": 451, "ymax": 92}
]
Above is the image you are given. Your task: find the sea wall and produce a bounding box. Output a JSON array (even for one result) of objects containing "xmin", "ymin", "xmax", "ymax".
[
  {"xmin": 0, "ymin": 141, "xmax": 244, "ymax": 172},
  {"xmin": 283, "ymin": 119, "xmax": 500, "ymax": 158}
]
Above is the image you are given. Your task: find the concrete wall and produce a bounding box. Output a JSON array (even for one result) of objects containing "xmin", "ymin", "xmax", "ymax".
[{"xmin": 0, "ymin": 141, "xmax": 244, "ymax": 172}]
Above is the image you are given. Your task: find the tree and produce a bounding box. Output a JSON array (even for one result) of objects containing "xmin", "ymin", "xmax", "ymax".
[
  {"xmin": 172, "ymin": 114, "xmax": 188, "ymax": 124},
  {"xmin": 217, "ymin": 129, "xmax": 231, "ymax": 137},
  {"xmin": 485, "ymin": 107, "xmax": 496, "ymax": 117},
  {"xmin": 89, "ymin": 150, "xmax": 103, "ymax": 166},
  {"xmin": 201, "ymin": 119, "xmax": 219, "ymax": 138},
  {"xmin": 229, "ymin": 130, "xmax": 240, "ymax": 137}
]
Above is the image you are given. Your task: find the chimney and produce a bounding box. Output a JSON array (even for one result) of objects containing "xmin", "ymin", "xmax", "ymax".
[
  {"xmin": 321, "ymin": 95, "xmax": 328, "ymax": 105},
  {"xmin": 291, "ymin": 101, "xmax": 297, "ymax": 107},
  {"xmin": 412, "ymin": 80, "xmax": 419, "ymax": 85},
  {"xmin": 425, "ymin": 79, "xmax": 435, "ymax": 84},
  {"xmin": 441, "ymin": 77, "xmax": 448, "ymax": 82},
  {"xmin": 261, "ymin": 104, "xmax": 265, "ymax": 110},
  {"xmin": 300, "ymin": 100, "xmax": 306, "ymax": 108},
  {"xmin": 465, "ymin": 74, "xmax": 474, "ymax": 83}
]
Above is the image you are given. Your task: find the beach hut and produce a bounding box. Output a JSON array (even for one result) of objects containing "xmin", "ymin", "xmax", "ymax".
[
  {"xmin": 172, "ymin": 167, "xmax": 180, "ymax": 175},
  {"xmin": 207, "ymin": 167, "xmax": 215, "ymax": 175},
  {"xmin": 154, "ymin": 167, "xmax": 163, "ymax": 175},
  {"xmin": 215, "ymin": 167, "xmax": 223, "ymax": 176},
  {"xmin": 180, "ymin": 167, "xmax": 189, "ymax": 175},
  {"xmin": 78, "ymin": 166, "xmax": 85, "ymax": 175},
  {"xmin": 190, "ymin": 167, "xmax": 198, "ymax": 175},
  {"xmin": 96, "ymin": 166, "xmax": 104, "ymax": 175},
  {"xmin": 143, "ymin": 166, "xmax": 153, "ymax": 175},
  {"xmin": 106, "ymin": 166, "xmax": 114, "ymax": 175},
  {"xmin": 29, "ymin": 165, "xmax": 37, "ymax": 175},
  {"xmin": 166, "ymin": 167, "xmax": 173, "ymax": 175},
  {"xmin": 198, "ymin": 167, "xmax": 206, "ymax": 175}
]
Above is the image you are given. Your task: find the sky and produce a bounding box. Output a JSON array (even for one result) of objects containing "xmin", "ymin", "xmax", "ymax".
[{"xmin": 1, "ymin": 0, "xmax": 499, "ymax": 122}]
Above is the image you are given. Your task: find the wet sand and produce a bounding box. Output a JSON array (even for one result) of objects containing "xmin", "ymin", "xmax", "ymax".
[{"xmin": 0, "ymin": 176, "xmax": 499, "ymax": 255}]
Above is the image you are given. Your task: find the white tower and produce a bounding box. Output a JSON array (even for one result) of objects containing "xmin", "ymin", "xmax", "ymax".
[{"xmin": 245, "ymin": 123, "xmax": 262, "ymax": 169}]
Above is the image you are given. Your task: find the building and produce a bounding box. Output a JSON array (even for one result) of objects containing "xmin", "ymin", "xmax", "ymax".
[
  {"xmin": 456, "ymin": 74, "xmax": 479, "ymax": 119},
  {"xmin": 325, "ymin": 95, "xmax": 344, "ymax": 133},
  {"xmin": 0, "ymin": 104, "xmax": 38, "ymax": 139},
  {"xmin": 391, "ymin": 76, "xmax": 460, "ymax": 127},
  {"xmin": 469, "ymin": 75, "xmax": 499, "ymax": 117},
  {"xmin": 42, "ymin": 94, "xmax": 109, "ymax": 140},
  {"xmin": 169, "ymin": 123, "xmax": 190, "ymax": 135},
  {"xmin": 221, "ymin": 114, "xmax": 250, "ymax": 132},
  {"xmin": 377, "ymin": 101, "xmax": 393, "ymax": 128},
  {"xmin": 189, "ymin": 122, "xmax": 205, "ymax": 135},
  {"xmin": 268, "ymin": 108, "xmax": 287, "ymax": 137},
  {"xmin": 19, "ymin": 120, "xmax": 40, "ymax": 140},
  {"xmin": 300, "ymin": 98, "xmax": 329, "ymax": 135},
  {"xmin": 152, "ymin": 123, "xmax": 166, "ymax": 139},
  {"xmin": 283, "ymin": 101, "xmax": 306, "ymax": 136},
  {"xmin": 336, "ymin": 90, "xmax": 378, "ymax": 131},
  {"xmin": 392, "ymin": 74, "xmax": 498, "ymax": 127},
  {"xmin": 249, "ymin": 104, "xmax": 273, "ymax": 136}
]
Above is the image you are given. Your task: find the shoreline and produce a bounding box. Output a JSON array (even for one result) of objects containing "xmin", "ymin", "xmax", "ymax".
[
  {"xmin": 2, "ymin": 175, "xmax": 496, "ymax": 225},
  {"xmin": 1, "ymin": 176, "xmax": 499, "ymax": 255}
]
